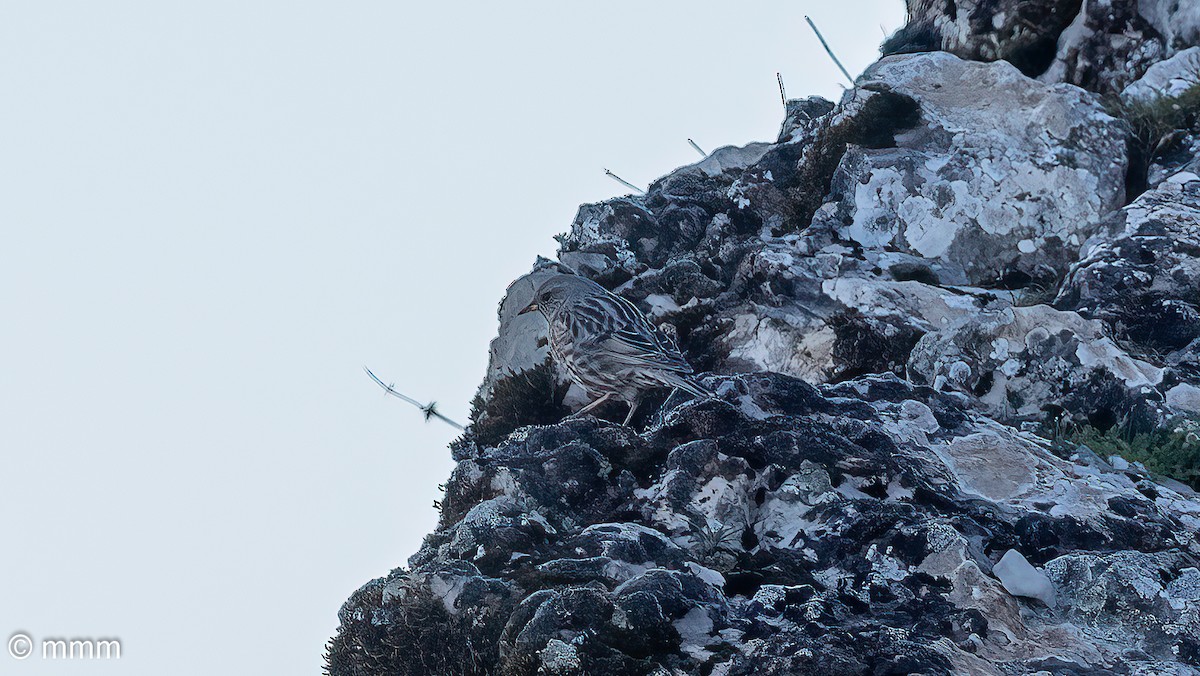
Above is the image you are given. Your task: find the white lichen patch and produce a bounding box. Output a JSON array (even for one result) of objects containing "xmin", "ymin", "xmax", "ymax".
[
  {"xmin": 829, "ymin": 54, "xmax": 1125, "ymax": 286},
  {"xmin": 538, "ymin": 639, "xmax": 582, "ymax": 674}
]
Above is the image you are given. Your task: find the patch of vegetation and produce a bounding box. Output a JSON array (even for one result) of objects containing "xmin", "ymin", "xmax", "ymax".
[
  {"xmin": 324, "ymin": 575, "xmax": 496, "ymax": 676},
  {"xmin": 780, "ymin": 89, "xmax": 921, "ymax": 236},
  {"xmin": 1047, "ymin": 415, "xmax": 1200, "ymax": 490},
  {"xmin": 684, "ymin": 514, "xmax": 743, "ymax": 570},
  {"xmin": 1107, "ymin": 78, "xmax": 1200, "ymax": 198},
  {"xmin": 468, "ymin": 358, "xmax": 572, "ymax": 447}
]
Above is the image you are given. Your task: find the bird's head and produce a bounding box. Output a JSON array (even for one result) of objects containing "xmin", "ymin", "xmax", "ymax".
[{"xmin": 518, "ymin": 273, "xmax": 603, "ymax": 317}]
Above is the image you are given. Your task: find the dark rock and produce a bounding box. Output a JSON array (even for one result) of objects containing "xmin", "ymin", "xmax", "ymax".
[
  {"xmin": 329, "ymin": 374, "xmax": 1200, "ymax": 674},
  {"xmin": 888, "ymin": 0, "xmax": 1200, "ymax": 97},
  {"xmin": 884, "ymin": 0, "xmax": 1083, "ymax": 78}
]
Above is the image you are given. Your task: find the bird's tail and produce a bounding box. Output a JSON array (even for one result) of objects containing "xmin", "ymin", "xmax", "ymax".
[{"xmin": 665, "ymin": 373, "xmax": 711, "ymax": 399}]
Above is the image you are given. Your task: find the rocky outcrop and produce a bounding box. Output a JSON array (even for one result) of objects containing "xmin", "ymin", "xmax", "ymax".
[
  {"xmin": 1138, "ymin": 0, "xmax": 1200, "ymax": 53},
  {"xmin": 1057, "ymin": 169, "xmax": 1200, "ymax": 396},
  {"xmin": 888, "ymin": 0, "xmax": 1200, "ymax": 97},
  {"xmin": 883, "ymin": 0, "xmax": 1083, "ymax": 77},
  {"xmin": 329, "ymin": 5, "xmax": 1200, "ymax": 674},
  {"xmin": 328, "ymin": 374, "xmax": 1200, "ymax": 675},
  {"xmin": 531, "ymin": 52, "xmax": 1130, "ymax": 404},
  {"xmin": 814, "ymin": 53, "xmax": 1127, "ymax": 288}
]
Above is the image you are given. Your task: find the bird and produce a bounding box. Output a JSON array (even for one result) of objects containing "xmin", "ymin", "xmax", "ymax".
[{"xmin": 518, "ymin": 273, "xmax": 708, "ymax": 425}]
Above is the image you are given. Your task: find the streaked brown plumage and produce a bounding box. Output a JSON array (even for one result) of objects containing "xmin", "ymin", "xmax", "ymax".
[{"xmin": 519, "ymin": 273, "xmax": 707, "ymax": 425}]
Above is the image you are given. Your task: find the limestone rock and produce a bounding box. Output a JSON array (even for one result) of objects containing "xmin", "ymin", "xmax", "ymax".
[
  {"xmin": 1039, "ymin": 0, "xmax": 1171, "ymax": 96},
  {"xmin": 993, "ymin": 549, "xmax": 1057, "ymax": 607},
  {"xmin": 908, "ymin": 304, "xmax": 1165, "ymax": 428},
  {"xmin": 1057, "ymin": 169, "xmax": 1200, "ymax": 400},
  {"xmin": 815, "ymin": 52, "xmax": 1127, "ymax": 288},
  {"xmin": 1122, "ymin": 46, "xmax": 1200, "ymax": 104},
  {"xmin": 328, "ymin": 14, "xmax": 1200, "ymax": 674}
]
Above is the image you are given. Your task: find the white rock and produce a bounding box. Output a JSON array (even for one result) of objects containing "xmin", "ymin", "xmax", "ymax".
[
  {"xmin": 684, "ymin": 561, "xmax": 727, "ymax": 589},
  {"xmin": 538, "ymin": 639, "xmax": 582, "ymax": 674},
  {"xmin": 993, "ymin": 549, "xmax": 1057, "ymax": 608},
  {"xmin": 822, "ymin": 52, "xmax": 1127, "ymax": 287},
  {"xmin": 674, "ymin": 607, "xmax": 716, "ymax": 661},
  {"xmin": 1139, "ymin": 2, "xmax": 1200, "ymax": 58},
  {"xmin": 1167, "ymin": 383, "xmax": 1200, "ymax": 415},
  {"xmin": 689, "ymin": 142, "xmax": 772, "ymax": 177},
  {"xmin": 1121, "ymin": 47, "xmax": 1200, "ymax": 104},
  {"xmin": 900, "ymin": 399, "xmax": 941, "ymax": 434}
]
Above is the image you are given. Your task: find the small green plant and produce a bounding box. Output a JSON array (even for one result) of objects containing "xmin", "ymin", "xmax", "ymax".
[
  {"xmin": 684, "ymin": 515, "xmax": 743, "ymax": 566},
  {"xmin": 1106, "ymin": 74, "xmax": 1200, "ymax": 196},
  {"xmin": 1123, "ymin": 84, "xmax": 1200, "ymax": 153},
  {"xmin": 1052, "ymin": 416, "xmax": 1200, "ymax": 490}
]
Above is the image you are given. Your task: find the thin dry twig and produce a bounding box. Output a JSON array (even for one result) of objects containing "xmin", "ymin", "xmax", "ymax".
[
  {"xmin": 364, "ymin": 366, "xmax": 465, "ymax": 430},
  {"xmin": 604, "ymin": 168, "xmax": 645, "ymax": 194},
  {"xmin": 805, "ymin": 15, "xmax": 855, "ymax": 85}
]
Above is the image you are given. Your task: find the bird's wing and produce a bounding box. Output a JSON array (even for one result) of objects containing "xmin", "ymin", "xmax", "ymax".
[{"xmin": 569, "ymin": 293, "xmax": 694, "ymax": 374}]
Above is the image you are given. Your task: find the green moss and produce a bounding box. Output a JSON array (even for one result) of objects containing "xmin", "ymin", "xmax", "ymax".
[{"xmin": 1050, "ymin": 416, "xmax": 1200, "ymax": 490}]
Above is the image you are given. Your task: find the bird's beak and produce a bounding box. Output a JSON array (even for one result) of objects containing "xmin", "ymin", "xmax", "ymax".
[{"xmin": 518, "ymin": 303, "xmax": 538, "ymax": 315}]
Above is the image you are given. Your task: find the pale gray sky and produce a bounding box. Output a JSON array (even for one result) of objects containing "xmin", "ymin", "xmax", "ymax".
[{"xmin": 0, "ymin": 2, "xmax": 903, "ymax": 673}]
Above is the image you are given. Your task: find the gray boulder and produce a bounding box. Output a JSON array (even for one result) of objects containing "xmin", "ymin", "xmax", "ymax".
[
  {"xmin": 908, "ymin": 304, "xmax": 1166, "ymax": 429},
  {"xmin": 815, "ymin": 52, "xmax": 1127, "ymax": 288},
  {"xmin": 1057, "ymin": 169, "xmax": 1200, "ymax": 400}
]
